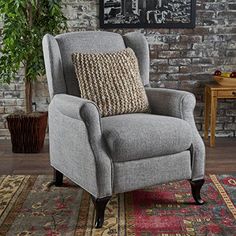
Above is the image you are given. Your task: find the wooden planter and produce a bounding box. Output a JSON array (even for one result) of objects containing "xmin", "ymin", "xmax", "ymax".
[{"xmin": 7, "ymin": 112, "xmax": 48, "ymax": 153}]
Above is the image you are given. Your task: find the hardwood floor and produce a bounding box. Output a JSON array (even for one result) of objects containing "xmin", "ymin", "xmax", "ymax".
[
  {"xmin": 0, "ymin": 139, "xmax": 51, "ymax": 175},
  {"xmin": 204, "ymin": 138, "xmax": 236, "ymax": 174},
  {"xmin": 0, "ymin": 138, "xmax": 235, "ymax": 175}
]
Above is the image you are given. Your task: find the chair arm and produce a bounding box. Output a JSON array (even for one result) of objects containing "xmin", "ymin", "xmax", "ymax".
[
  {"xmin": 51, "ymin": 94, "xmax": 100, "ymax": 122},
  {"xmin": 49, "ymin": 94, "xmax": 112, "ymax": 198},
  {"xmin": 145, "ymin": 88, "xmax": 205, "ymax": 181},
  {"xmin": 145, "ymin": 88, "xmax": 196, "ymax": 119}
]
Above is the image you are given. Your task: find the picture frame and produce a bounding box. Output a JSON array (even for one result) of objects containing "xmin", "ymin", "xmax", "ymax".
[{"xmin": 100, "ymin": 0, "xmax": 196, "ymax": 29}]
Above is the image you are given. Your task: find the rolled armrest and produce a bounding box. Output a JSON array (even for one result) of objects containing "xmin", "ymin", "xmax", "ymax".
[
  {"xmin": 145, "ymin": 88, "xmax": 205, "ymax": 181},
  {"xmin": 145, "ymin": 88, "xmax": 196, "ymax": 119},
  {"xmin": 51, "ymin": 94, "xmax": 100, "ymax": 122},
  {"xmin": 49, "ymin": 94, "xmax": 112, "ymax": 198}
]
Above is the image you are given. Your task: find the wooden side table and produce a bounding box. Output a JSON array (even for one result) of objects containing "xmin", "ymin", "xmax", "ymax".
[{"xmin": 204, "ymin": 83, "xmax": 236, "ymax": 147}]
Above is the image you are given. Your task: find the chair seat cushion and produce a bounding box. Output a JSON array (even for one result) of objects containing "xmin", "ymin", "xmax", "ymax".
[{"xmin": 102, "ymin": 113, "xmax": 192, "ymax": 162}]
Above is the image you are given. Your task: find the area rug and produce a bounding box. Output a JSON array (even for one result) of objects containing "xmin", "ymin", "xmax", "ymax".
[{"xmin": 0, "ymin": 175, "xmax": 235, "ymax": 236}]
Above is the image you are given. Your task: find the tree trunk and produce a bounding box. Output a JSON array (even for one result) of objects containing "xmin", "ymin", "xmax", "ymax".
[
  {"xmin": 25, "ymin": 79, "xmax": 33, "ymax": 113},
  {"xmin": 24, "ymin": 3, "xmax": 33, "ymax": 114}
]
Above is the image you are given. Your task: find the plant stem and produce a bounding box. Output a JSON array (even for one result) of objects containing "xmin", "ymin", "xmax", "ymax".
[
  {"xmin": 27, "ymin": 2, "xmax": 33, "ymax": 28},
  {"xmin": 23, "ymin": 3, "xmax": 33, "ymax": 114},
  {"xmin": 25, "ymin": 62, "xmax": 33, "ymax": 113},
  {"xmin": 25, "ymin": 79, "xmax": 33, "ymax": 113}
]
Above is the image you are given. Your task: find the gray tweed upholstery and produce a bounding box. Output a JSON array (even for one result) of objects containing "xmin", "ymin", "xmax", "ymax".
[
  {"xmin": 102, "ymin": 113, "xmax": 192, "ymax": 162},
  {"xmin": 42, "ymin": 31, "xmax": 205, "ymax": 198},
  {"xmin": 145, "ymin": 88, "xmax": 205, "ymax": 181},
  {"xmin": 113, "ymin": 151, "xmax": 192, "ymax": 193}
]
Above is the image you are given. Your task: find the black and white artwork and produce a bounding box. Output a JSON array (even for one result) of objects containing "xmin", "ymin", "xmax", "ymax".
[{"xmin": 100, "ymin": 0, "xmax": 196, "ymax": 28}]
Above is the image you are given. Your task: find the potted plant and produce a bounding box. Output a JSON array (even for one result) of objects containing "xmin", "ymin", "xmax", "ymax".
[{"xmin": 0, "ymin": 0, "xmax": 67, "ymax": 153}]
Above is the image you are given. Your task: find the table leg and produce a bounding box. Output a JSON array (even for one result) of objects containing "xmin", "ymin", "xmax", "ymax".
[
  {"xmin": 204, "ymin": 88, "xmax": 210, "ymax": 140},
  {"xmin": 210, "ymin": 93, "xmax": 217, "ymax": 147}
]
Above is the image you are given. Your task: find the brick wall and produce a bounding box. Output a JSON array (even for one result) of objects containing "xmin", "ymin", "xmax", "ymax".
[{"xmin": 0, "ymin": 0, "xmax": 236, "ymax": 138}]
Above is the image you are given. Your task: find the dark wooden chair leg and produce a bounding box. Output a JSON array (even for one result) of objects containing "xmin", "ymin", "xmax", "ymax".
[
  {"xmin": 53, "ymin": 168, "xmax": 63, "ymax": 187},
  {"xmin": 92, "ymin": 196, "xmax": 111, "ymax": 228},
  {"xmin": 189, "ymin": 179, "xmax": 205, "ymax": 205}
]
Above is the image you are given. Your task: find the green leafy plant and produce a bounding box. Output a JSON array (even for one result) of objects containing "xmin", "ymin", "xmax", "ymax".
[{"xmin": 0, "ymin": 0, "xmax": 67, "ymax": 113}]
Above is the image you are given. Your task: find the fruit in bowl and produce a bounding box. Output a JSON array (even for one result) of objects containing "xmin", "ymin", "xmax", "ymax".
[
  {"xmin": 214, "ymin": 70, "xmax": 221, "ymax": 76},
  {"xmin": 214, "ymin": 70, "xmax": 236, "ymax": 78},
  {"xmin": 221, "ymin": 72, "xmax": 231, "ymax": 78},
  {"xmin": 214, "ymin": 70, "xmax": 236, "ymax": 86},
  {"xmin": 230, "ymin": 72, "xmax": 236, "ymax": 78}
]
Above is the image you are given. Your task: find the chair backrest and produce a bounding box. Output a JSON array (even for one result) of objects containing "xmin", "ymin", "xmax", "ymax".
[{"xmin": 42, "ymin": 31, "xmax": 150, "ymax": 99}]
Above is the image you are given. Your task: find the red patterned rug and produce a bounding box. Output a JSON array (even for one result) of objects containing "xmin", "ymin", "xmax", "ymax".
[{"xmin": 0, "ymin": 174, "xmax": 235, "ymax": 235}]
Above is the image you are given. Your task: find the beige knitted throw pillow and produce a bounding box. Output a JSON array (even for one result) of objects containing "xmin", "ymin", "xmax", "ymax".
[{"xmin": 72, "ymin": 48, "xmax": 150, "ymax": 117}]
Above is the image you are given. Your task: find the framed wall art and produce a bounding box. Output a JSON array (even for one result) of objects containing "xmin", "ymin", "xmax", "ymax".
[{"xmin": 100, "ymin": 0, "xmax": 196, "ymax": 29}]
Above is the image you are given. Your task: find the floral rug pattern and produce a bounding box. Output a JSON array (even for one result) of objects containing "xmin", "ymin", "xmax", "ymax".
[{"xmin": 0, "ymin": 174, "xmax": 235, "ymax": 236}]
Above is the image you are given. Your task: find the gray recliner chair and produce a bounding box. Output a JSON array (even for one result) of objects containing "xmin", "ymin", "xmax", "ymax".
[{"xmin": 42, "ymin": 31, "xmax": 205, "ymax": 228}]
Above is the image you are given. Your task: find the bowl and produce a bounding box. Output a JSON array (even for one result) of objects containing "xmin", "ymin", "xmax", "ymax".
[{"xmin": 214, "ymin": 76, "xmax": 236, "ymax": 87}]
